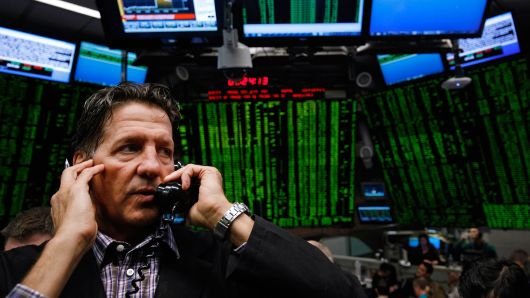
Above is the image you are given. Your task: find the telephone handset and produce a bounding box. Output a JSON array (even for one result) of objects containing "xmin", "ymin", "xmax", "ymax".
[
  {"xmin": 154, "ymin": 162, "xmax": 199, "ymax": 225},
  {"xmin": 127, "ymin": 162, "xmax": 200, "ymax": 297}
]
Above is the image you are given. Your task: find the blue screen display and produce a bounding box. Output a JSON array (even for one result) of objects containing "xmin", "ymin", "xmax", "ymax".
[
  {"xmin": 448, "ymin": 12, "xmax": 521, "ymax": 69},
  {"xmin": 357, "ymin": 205, "xmax": 393, "ymax": 223},
  {"xmin": 378, "ymin": 54, "xmax": 445, "ymax": 86},
  {"xmin": 0, "ymin": 26, "xmax": 76, "ymax": 83},
  {"xmin": 369, "ymin": 0, "xmax": 488, "ymax": 37},
  {"xmin": 362, "ymin": 182, "xmax": 386, "ymax": 199},
  {"xmin": 74, "ymin": 42, "xmax": 147, "ymax": 86},
  {"xmin": 408, "ymin": 236, "xmax": 441, "ymax": 250}
]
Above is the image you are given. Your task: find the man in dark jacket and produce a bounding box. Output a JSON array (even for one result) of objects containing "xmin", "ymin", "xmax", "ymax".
[{"xmin": 0, "ymin": 83, "xmax": 360, "ymax": 298}]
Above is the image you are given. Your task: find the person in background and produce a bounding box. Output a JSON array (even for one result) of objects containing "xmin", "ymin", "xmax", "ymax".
[
  {"xmin": 414, "ymin": 234, "xmax": 440, "ymax": 265},
  {"xmin": 445, "ymin": 271, "xmax": 461, "ymax": 298},
  {"xmin": 459, "ymin": 258, "xmax": 529, "ymax": 298},
  {"xmin": 1, "ymin": 206, "xmax": 53, "ymax": 251},
  {"xmin": 412, "ymin": 277, "xmax": 431, "ymax": 298},
  {"xmin": 0, "ymin": 83, "xmax": 360, "ymax": 297},
  {"xmin": 399, "ymin": 261, "xmax": 446, "ymax": 298},
  {"xmin": 509, "ymin": 249, "xmax": 530, "ymax": 285},
  {"xmin": 372, "ymin": 262, "xmax": 400, "ymax": 298},
  {"xmin": 455, "ymin": 227, "xmax": 497, "ymax": 269}
]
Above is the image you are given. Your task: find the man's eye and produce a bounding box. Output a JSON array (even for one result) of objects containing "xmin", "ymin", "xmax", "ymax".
[
  {"xmin": 160, "ymin": 148, "xmax": 173, "ymax": 157},
  {"xmin": 121, "ymin": 144, "xmax": 140, "ymax": 152}
]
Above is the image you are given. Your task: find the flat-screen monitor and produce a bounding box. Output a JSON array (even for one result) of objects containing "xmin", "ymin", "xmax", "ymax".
[
  {"xmin": 95, "ymin": 0, "xmax": 223, "ymax": 49},
  {"xmin": 447, "ymin": 12, "xmax": 521, "ymax": 69},
  {"xmin": 362, "ymin": 182, "xmax": 386, "ymax": 199},
  {"xmin": 241, "ymin": 0, "xmax": 366, "ymax": 46},
  {"xmin": 368, "ymin": 0, "xmax": 489, "ymax": 39},
  {"xmin": 74, "ymin": 41, "xmax": 147, "ymax": 86},
  {"xmin": 378, "ymin": 53, "xmax": 446, "ymax": 86},
  {"xmin": 0, "ymin": 26, "xmax": 76, "ymax": 83},
  {"xmin": 408, "ymin": 236, "xmax": 441, "ymax": 250},
  {"xmin": 357, "ymin": 205, "xmax": 394, "ymax": 224}
]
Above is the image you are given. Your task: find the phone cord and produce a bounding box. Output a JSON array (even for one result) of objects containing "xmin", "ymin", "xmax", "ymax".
[{"xmin": 125, "ymin": 220, "xmax": 169, "ymax": 297}]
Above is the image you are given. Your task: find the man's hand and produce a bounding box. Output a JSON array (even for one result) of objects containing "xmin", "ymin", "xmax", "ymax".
[
  {"xmin": 164, "ymin": 164, "xmax": 254, "ymax": 245},
  {"xmin": 51, "ymin": 159, "xmax": 105, "ymax": 248},
  {"xmin": 18, "ymin": 159, "xmax": 104, "ymax": 298}
]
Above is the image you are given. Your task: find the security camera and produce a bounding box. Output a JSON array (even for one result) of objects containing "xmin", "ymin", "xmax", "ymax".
[
  {"xmin": 441, "ymin": 76, "xmax": 472, "ymax": 90},
  {"xmin": 217, "ymin": 29, "xmax": 252, "ymax": 82}
]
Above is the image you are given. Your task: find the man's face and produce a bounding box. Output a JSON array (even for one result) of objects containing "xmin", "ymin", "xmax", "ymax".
[
  {"xmin": 469, "ymin": 228, "xmax": 480, "ymax": 240},
  {"xmin": 85, "ymin": 102, "xmax": 175, "ymax": 240}
]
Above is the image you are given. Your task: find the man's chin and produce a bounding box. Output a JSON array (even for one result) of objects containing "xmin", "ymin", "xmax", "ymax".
[{"xmin": 128, "ymin": 207, "xmax": 160, "ymax": 227}]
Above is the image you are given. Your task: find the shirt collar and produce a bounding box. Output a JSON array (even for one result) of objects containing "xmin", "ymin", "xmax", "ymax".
[{"xmin": 92, "ymin": 220, "xmax": 180, "ymax": 267}]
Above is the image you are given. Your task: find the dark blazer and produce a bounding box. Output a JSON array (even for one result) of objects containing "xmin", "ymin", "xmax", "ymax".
[{"xmin": 0, "ymin": 217, "xmax": 361, "ymax": 298}]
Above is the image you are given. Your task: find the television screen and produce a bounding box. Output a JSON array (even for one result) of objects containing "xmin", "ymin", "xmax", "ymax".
[
  {"xmin": 408, "ymin": 236, "xmax": 441, "ymax": 250},
  {"xmin": 74, "ymin": 42, "xmax": 147, "ymax": 86},
  {"xmin": 368, "ymin": 0, "xmax": 488, "ymax": 38},
  {"xmin": 95, "ymin": 0, "xmax": 223, "ymax": 49},
  {"xmin": 241, "ymin": 0, "xmax": 365, "ymax": 46},
  {"xmin": 0, "ymin": 26, "xmax": 76, "ymax": 83},
  {"xmin": 447, "ymin": 12, "xmax": 521, "ymax": 69},
  {"xmin": 377, "ymin": 53, "xmax": 445, "ymax": 86},
  {"xmin": 362, "ymin": 182, "xmax": 386, "ymax": 199},
  {"xmin": 357, "ymin": 205, "xmax": 394, "ymax": 224}
]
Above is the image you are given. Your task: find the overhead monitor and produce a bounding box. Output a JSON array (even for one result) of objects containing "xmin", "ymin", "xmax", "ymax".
[
  {"xmin": 240, "ymin": 0, "xmax": 366, "ymax": 46},
  {"xmin": 361, "ymin": 182, "xmax": 386, "ymax": 200},
  {"xmin": 447, "ymin": 12, "xmax": 521, "ymax": 69},
  {"xmin": 408, "ymin": 236, "xmax": 441, "ymax": 250},
  {"xmin": 368, "ymin": 0, "xmax": 489, "ymax": 39},
  {"xmin": 95, "ymin": 0, "xmax": 223, "ymax": 49},
  {"xmin": 0, "ymin": 26, "xmax": 76, "ymax": 83},
  {"xmin": 377, "ymin": 53, "xmax": 446, "ymax": 86},
  {"xmin": 357, "ymin": 205, "xmax": 394, "ymax": 224},
  {"xmin": 74, "ymin": 41, "xmax": 147, "ymax": 86}
]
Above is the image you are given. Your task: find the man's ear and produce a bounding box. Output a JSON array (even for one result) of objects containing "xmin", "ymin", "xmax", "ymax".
[{"xmin": 73, "ymin": 152, "xmax": 88, "ymax": 165}]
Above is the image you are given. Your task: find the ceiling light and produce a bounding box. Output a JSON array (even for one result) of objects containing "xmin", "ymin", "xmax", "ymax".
[{"xmin": 34, "ymin": 0, "xmax": 101, "ymax": 19}]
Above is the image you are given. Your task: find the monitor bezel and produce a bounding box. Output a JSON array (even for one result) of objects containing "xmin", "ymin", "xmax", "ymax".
[
  {"xmin": 356, "ymin": 204, "xmax": 395, "ymax": 224},
  {"xmin": 363, "ymin": 0, "xmax": 491, "ymax": 40},
  {"xmin": 95, "ymin": 0, "xmax": 224, "ymax": 50},
  {"xmin": 376, "ymin": 52, "xmax": 449, "ymax": 87},
  {"xmin": 237, "ymin": 0, "xmax": 367, "ymax": 47}
]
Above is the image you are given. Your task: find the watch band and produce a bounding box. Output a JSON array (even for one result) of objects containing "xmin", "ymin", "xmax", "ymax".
[{"xmin": 213, "ymin": 202, "xmax": 250, "ymax": 240}]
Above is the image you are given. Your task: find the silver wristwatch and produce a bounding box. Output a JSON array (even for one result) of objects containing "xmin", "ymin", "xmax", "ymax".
[{"xmin": 213, "ymin": 202, "xmax": 250, "ymax": 239}]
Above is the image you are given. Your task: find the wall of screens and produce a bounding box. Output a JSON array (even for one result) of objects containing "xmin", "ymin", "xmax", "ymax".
[
  {"xmin": 359, "ymin": 58, "xmax": 530, "ymax": 229},
  {"xmin": 177, "ymin": 99, "xmax": 358, "ymax": 228},
  {"xmin": 0, "ymin": 74, "xmax": 96, "ymax": 226}
]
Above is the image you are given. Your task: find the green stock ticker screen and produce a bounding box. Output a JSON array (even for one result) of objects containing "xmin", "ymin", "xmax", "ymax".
[
  {"xmin": 177, "ymin": 99, "xmax": 358, "ymax": 228},
  {"xmin": 359, "ymin": 58, "xmax": 530, "ymax": 229}
]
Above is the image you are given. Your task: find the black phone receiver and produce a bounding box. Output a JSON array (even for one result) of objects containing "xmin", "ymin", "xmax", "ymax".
[{"xmin": 154, "ymin": 162, "xmax": 199, "ymax": 225}]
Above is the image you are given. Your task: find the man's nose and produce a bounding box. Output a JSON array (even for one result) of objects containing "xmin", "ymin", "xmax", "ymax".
[{"xmin": 137, "ymin": 148, "xmax": 163, "ymax": 177}]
